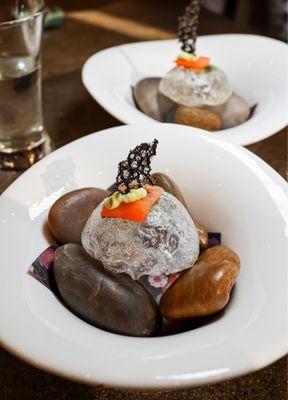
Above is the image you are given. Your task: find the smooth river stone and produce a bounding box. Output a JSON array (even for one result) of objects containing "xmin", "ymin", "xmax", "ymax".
[
  {"xmin": 48, "ymin": 187, "xmax": 109, "ymax": 244},
  {"xmin": 151, "ymin": 172, "xmax": 187, "ymax": 207},
  {"xmin": 133, "ymin": 77, "xmax": 176, "ymax": 122},
  {"xmin": 160, "ymin": 245, "xmax": 240, "ymax": 319},
  {"xmin": 206, "ymin": 93, "xmax": 250, "ymax": 129},
  {"xmin": 195, "ymin": 222, "xmax": 209, "ymax": 251},
  {"xmin": 151, "ymin": 172, "xmax": 208, "ymax": 250},
  {"xmin": 54, "ymin": 244, "xmax": 161, "ymax": 336},
  {"xmin": 174, "ymin": 106, "xmax": 222, "ymax": 131}
]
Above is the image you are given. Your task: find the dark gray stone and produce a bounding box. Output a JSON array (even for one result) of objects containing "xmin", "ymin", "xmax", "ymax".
[
  {"xmin": 133, "ymin": 77, "xmax": 175, "ymax": 122},
  {"xmin": 54, "ymin": 244, "xmax": 161, "ymax": 336}
]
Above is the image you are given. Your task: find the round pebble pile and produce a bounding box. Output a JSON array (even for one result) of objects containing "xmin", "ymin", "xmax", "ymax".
[{"xmin": 48, "ymin": 175, "xmax": 240, "ymax": 337}]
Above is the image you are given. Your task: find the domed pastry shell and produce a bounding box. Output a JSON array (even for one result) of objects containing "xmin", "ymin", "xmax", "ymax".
[
  {"xmin": 159, "ymin": 66, "xmax": 232, "ymax": 107},
  {"xmin": 82, "ymin": 192, "xmax": 200, "ymax": 280}
]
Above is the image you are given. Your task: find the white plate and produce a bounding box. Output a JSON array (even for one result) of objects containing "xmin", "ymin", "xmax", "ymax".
[
  {"xmin": 0, "ymin": 124, "xmax": 287, "ymax": 389},
  {"xmin": 82, "ymin": 35, "xmax": 288, "ymax": 146}
]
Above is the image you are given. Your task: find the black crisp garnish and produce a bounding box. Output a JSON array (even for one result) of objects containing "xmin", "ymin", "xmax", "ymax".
[
  {"xmin": 115, "ymin": 139, "xmax": 158, "ymax": 193},
  {"xmin": 178, "ymin": 0, "xmax": 201, "ymax": 54}
]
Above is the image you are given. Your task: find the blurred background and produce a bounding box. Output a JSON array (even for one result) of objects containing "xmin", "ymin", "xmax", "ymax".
[
  {"xmin": 41, "ymin": 0, "xmax": 287, "ymax": 41},
  {"xmin": 1, "ymin": 0, "xmax": 287, "ymax": 150},
  {"xmin": 30, "ymin": 0, "xmax": 288, "ymax": 146}
]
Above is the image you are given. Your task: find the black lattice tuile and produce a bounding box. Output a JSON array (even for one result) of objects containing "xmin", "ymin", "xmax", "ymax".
[
  {"xmin": 115, "ymin": 139, "xmax": 158, "ymax": 193},
  {"xmin": 178, "ymin": 0, "xmax": 201, "ymax": 54}
]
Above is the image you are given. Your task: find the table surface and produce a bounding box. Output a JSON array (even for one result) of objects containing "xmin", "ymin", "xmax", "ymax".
[{"xmin": 0, "ymin": 1, "xmax": 287, "ymax": 399}]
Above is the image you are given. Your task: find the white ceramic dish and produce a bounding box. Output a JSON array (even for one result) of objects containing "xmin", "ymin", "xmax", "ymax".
[
  {"xmin": 82, "ymin": 35, "xmax": 288, "ymax": 146},
  {"xmin": 0, "ymin": 124, "xmax": 287, "ymax": 389}
]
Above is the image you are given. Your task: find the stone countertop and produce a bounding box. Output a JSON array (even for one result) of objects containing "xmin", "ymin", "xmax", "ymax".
[{"xmin": 0, "ymin": 1, "xmax": 287, "ymax": 399}]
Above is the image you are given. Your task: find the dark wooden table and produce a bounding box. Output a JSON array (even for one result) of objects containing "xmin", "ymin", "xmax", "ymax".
[{"xmin": 0, "ymin": 1, "xmax": 287, "ymax": 399}]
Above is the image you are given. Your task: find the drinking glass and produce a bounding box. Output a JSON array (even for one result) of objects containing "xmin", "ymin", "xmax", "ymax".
[{"xmin": 0, "ymin": 0, "xmax": 51, "ymax": 170}]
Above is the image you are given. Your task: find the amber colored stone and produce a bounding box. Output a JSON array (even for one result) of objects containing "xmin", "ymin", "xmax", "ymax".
[
  {"xmin": 48, "ymin": 187, "xmax": 109, "ymax": 244},
  {"xmin": 174, "ymin": 106, "xmax": 222, "ymax": 131},
  {"xmin": 54, "ymin": 244, "xmax": 162, "ymax": 337},
  {"xmin": 160, "ymin": 245, "xmax": 240, "ymax": 319}
]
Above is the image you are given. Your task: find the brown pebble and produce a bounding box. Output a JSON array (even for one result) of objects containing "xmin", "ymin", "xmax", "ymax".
[
  {"xmin": 195, "ymin": 222, "xmax": 209, "ymax": 251},
  {"xmin": 160, "ymin": 245, "xmax": 240, "ymax": 319},
  {"xmin": 48, "ymin": 187, "xmax": 109, "ymax": 244},
  {"xmin": 174, "ymin": 106, "xmax": 222, "ymax": 131},
  {"xmin": 152, "ymin": 172, "xmax": 208, "ymax": 250},
  {"xmin": 151, "ymin": 172, "xmax": 187, "ymax": 207}
]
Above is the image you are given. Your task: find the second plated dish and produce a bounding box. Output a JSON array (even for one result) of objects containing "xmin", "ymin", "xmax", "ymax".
[{"xmin": 82, "ymin": 35, "xmax": 288, "ymax": 145}]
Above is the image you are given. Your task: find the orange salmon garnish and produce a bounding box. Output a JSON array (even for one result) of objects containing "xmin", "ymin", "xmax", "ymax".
[
  {"xmin": 176, "ymin": 56, "xmax": 210, "ymax": 71},
  {"xmin": 101, "ymin": 185, "xmax": 164, "ymax": 222}
]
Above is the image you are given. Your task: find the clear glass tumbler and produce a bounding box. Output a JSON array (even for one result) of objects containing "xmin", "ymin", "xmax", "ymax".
[{"xmin": 0, "ymin": 0, "xmax": 51, "ymax": 170}]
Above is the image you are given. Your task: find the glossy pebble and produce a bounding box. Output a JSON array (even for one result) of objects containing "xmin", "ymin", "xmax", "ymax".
[
  {"xmin": 160, "ymin": 245, "xmax": 240, "ymax": 319},
  {"xmin": 48, "ymin": 187, "xmax": 109, "ymax": 244},
  {"xmin": 54, "ymin": 244, "xmax": 161, "ymax": 336}
]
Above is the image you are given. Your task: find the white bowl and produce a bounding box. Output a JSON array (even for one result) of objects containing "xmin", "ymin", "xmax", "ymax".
[
  {"xmin": 0, "ymin": 124, "xmax": 287, "ymax": 389},
  {"xmin": 82, "ymin": 34, "xmax": 288, "ymax": 146}
]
